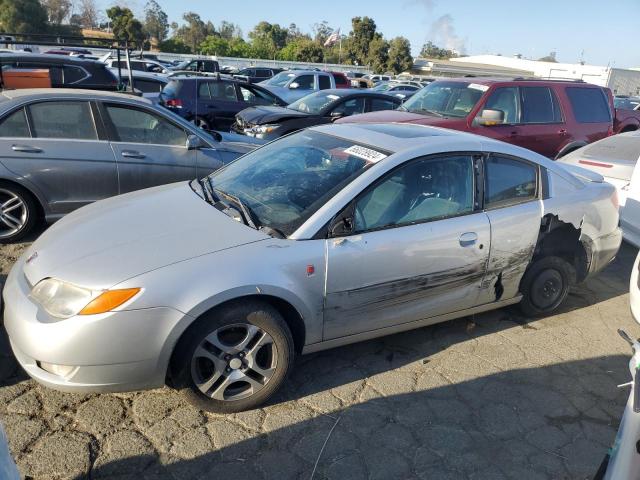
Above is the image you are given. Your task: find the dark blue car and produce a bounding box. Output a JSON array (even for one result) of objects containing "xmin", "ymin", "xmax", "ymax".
[{"xmin": 160, "ymin": 75, "xmax": 287, "ymax": 131}]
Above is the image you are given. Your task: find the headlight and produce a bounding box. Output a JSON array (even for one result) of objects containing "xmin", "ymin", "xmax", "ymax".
[
  {"xmin": 251, "ymin": 124, "xmax": 280, "ymax": 135},
  {"xmin": 30, "ymin": 278, "xmax": 140, "ymax": 319}
]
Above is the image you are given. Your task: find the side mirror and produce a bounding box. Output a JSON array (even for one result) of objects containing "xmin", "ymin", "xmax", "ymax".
[
  {"xmin": 477, "ymin": 109, "xmax": 505, "ymax": 126},
  {"xmin": 186, "ymin": 134, "xmax": 203, "ymax": 150},
  {"xmin": 329, "ymin": 214, "xmax": 354, "ymax": 237},
  {"xmin": 289, "ymin": 82, "xmax": 299, "ymax": 89},
  {"xmin": 330, "ymin": 111, "xmax": 344, "ymax": 121}
]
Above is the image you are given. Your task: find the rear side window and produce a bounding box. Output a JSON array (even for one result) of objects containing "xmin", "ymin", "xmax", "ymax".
[
  {"xmin": 485, "ymin": 155, "xmax": 538, "ymax": 208},
  {"xmin": 29, "ymin": 101, "xmax": 97, "ymax": 140},
  {"xmin": 566, "ymin": 87, "xmax": 611, "ymax": 123},
  {"xmin": 318, "ymin": 75, "xmax": 331, "ymax": 90},
  {"xmin": 135, "ymin": 80, "xmax": 164, "ymax": 93},
  {"xmin": 521, "ymin": 87, "xmax": 562, "ymax": 123},
  {"xmin": 62, "ymin": 66, "xmax": 87, "ymax": 84},
  {"xmin": 0, "ymin": 108, "xmax": 30, "ymax": 138}
]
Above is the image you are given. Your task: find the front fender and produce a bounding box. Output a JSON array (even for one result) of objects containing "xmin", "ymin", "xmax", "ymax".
[{"xmin": 113, "ymin": 238, "xmax": 326, "ymax": 369}]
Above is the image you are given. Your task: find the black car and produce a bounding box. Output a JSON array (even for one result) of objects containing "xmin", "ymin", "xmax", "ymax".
[
  {"xmin": 160, "ymin": 75, "xmax": 287, "ymax": 131},
  {"xmin": 0, "ymin": 53, "xmax": 118, "ymax": 90},
  {"xmin": 232, "ymin": 89, "xmax": 402, "ymax": 141},
  {"xmin": 233, "ymin": 67, "xmax": 284, "ymax": 83},
  {"xmin": 170, "ymin": 59, "xmax": 220, "ymax": 74}
]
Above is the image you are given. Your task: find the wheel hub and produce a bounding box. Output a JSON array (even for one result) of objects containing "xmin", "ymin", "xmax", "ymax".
[
  {"xmin": 228, "ymin": 358, "xmax": 242, "ymax": 370},
  {"xmin": 190, "ymin": 323, "xmax": 277, "ymax": 402}
]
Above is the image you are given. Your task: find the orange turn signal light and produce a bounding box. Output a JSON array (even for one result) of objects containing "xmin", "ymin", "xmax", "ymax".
[{"xmin": 79, "ymin": 288, "xmax": 141, "ymax": 315}]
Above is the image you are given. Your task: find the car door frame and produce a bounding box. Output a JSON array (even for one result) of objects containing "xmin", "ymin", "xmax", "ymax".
[
  {"xmin": 320, "ymin": 151, "xmax": 492, "ymax": 340},
  {"xmin": 364, "ymin": 95, "xmax": 402, "ymax": 113},
  {"xmin": 474, "ymin": 151, "xmax": 545, "ymax": 305}
]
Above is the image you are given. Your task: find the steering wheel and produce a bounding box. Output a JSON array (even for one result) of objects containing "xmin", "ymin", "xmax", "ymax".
[{"xmin": 251, "ymin": 168, "xmax": 287, "ymax": 188}]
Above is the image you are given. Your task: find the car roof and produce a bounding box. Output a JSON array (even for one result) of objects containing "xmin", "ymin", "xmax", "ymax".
[
  {"xmin": 0, "ymin": 53, "xmax": 104, "ymax": 65},
  {"xmin": 429, "ymin": 77, "xmax": 597, "ymax": 87},
  {"xmin": 310, "ymin": 122, "xmax": 462, "ymax": 152},
  {"xmin": 0, "ymin": 88, "xmax": 151, "ymax": 105}
]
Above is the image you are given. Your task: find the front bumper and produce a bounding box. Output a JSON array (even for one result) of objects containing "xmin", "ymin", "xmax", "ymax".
[{"xmin": 2, "ymin": 256, "xmax": 186, "ymax": 393}]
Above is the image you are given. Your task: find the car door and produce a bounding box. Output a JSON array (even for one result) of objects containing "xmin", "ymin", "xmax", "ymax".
[
  {"xmin": 101, "ymin": 102, "xmax": 197, "ymax": 193},
  {"xmin": 197, "ymin": 80, "xmax": 242, "ymax": 130},
  {"xmin": 475, "ymin": 154, "xmax": 543, "ymax": 305},
  {"xmin": 516, "ymin": 86, "xmax": 566, "ymax": 158},
  {"xmin": 323, "ymin": 154, "xmax": 490, "ymax": 339},
  {"xmin": 0, "ymin": 100, "xmax": 118, "ymax": 215}
]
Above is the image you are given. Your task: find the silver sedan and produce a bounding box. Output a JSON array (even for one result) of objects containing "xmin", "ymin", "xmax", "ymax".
[{"xmin": 4, "ymin": 123, "xmax": 622, "ymax": 412}]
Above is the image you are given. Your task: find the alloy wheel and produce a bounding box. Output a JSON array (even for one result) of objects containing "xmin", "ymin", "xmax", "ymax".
[
  {"xmin": 190, "ymin": 323, "xmax": 277, "ymax": 401},
  {"xmin": 0, "ymin": 189, "xmax": 27, "ymax": 239}
]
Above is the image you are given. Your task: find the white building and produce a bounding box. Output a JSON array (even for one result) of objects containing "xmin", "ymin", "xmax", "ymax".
[{"xmin": 447, "ymin": 55, "xmax": 640, "ymax": 96}]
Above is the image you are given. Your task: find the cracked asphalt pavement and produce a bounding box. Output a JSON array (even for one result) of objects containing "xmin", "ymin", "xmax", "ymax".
[{"xmin": 1, "ymin": 235, "xmax": 639, "ymax": 480}]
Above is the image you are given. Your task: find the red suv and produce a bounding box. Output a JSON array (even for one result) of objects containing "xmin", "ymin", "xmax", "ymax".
[
  {"xmin": 338, "ymin": 78, "xmax": 614, "ymax": 159},
  {"xmin": 330, "ymin": 72, "xmax": 351, "ymax": 89}
]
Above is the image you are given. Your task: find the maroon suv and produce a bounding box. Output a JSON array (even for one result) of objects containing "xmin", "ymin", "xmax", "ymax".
[{"xmin": 338, "ymin": 78, "xmax": 614, "ymax": 158}]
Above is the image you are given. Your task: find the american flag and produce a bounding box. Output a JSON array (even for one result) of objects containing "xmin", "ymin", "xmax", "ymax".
[{"xmin": 323, "ymin": 28, "xmax": 341, "ymax": 47}]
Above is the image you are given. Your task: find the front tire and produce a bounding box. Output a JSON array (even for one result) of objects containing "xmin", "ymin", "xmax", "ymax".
[
  {"xmin": 519, "ymin": 256, "xmax": 574, "ymax": 317},
  {"xmin": 0, "ymin": 183, "xmax": 38, "ymax": 242},
  {"xmin": 173, "ymin": 300, "xmax": 295, "ymax": 413}
]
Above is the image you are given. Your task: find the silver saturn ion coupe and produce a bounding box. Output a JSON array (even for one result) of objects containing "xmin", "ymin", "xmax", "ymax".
[{"xmin": 4, "ymin": 123, "xmax": 622, "ymax": 412}]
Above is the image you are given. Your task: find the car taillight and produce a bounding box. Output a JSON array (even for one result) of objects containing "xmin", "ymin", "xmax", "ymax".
[
  {"xmin": 611, "ymin": 188, "xmax": 619, "ymax": 210},
  {"xmin": 165, "ymin": 98, "xmax": 182, "ymax": 108}
]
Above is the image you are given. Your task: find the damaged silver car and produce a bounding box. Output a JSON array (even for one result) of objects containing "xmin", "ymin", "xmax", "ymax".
[{"xmin": 3, "ymin": 123, "xmax": 622, "ymax": 412}]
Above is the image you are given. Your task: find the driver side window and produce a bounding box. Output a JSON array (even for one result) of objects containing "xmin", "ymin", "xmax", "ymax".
[
  {"xmin": 105, "ymin": 105, "xmax": 187, "ymax": 146},
  {"xmin": 354, "ymin": 155, "xmax": 474, "ymax": 232},
  {"xmin": 479, "ymin": 87, "xmax": 520, "ymax": 124}
]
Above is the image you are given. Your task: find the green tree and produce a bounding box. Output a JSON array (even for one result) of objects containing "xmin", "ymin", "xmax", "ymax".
[
  {"xmin": 296, "ymin": 39, "xmax": 324, "ymax": 63},
  {"xmin": 144, "ymin": 0, "xmax": 169, "ymax": 43},
  {"xmin": 218, "ymin": 20, "xmax": 242, "ymax": 40},
  {"xmin": 158, "ymin": 37, "xmax": 191, "ymax": 54},
  {"xmin": 0, "ymin": 0, "xmax": 48, "ymax": 33},
  {"xmin": 346, "ymin": 16, "xmax": 379, "ymax": 65},
  {"xmin": 312, "ymin": 20, "xmax": 332, "ymax": 45},
  {"xmin": 200, "ymin": 35, "xmax": 230, "ymax": 56},
  {"xmin": 419, "ymin": 41, "xmax": 456, "ymax": 59},
  {"xmin": 175, "ymin": 12, "xmax": 214, "ymax": 52},
  {"xmin": 387, "ymin": 36, "xmax": 413, "ymax": 74},
  {"xmin": 248, "ymin": 21, "xmax": 288, "ymax": 58},
  {"xmin": 367, "ymin": 36, "xmax": 389, "ymax": 73},
  {"xmin": 106, "ymin": 6, "xmax": 146, "ymax": 48},
  {"xmin": 41, "ymin": 0, "xmax": 71, "ymax": 25}
]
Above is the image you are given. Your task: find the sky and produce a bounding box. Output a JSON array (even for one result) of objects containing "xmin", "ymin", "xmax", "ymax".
[{"xmin": 98, "ymin": 0, "xmax": 639, "ymax": 68}]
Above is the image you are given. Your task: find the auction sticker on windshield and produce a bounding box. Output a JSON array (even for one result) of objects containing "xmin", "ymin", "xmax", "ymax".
[
  {"xmin": 344, "ymin": 145, "xmax": 387, "ymax": 163},
  {"xmin": 468, "ymin": 83, "xmax": 489, "ymax": 92}
]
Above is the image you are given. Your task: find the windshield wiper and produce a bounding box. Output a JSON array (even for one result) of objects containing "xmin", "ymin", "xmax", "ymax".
[
  {"xmin": 198, "ymin": 177, "xmax": 219, "ymax": 204},
  {"xmin": 411, "ymin": 108, "xmax": 445, "ymax": 117},
  {"xmin": 215, "ymin": 189, "xmax": 259, "ymax": 230}
]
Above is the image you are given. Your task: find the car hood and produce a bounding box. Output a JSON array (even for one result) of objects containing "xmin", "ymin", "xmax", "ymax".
[
  {"xmin": 237, "ymin": 105, "xmax": 311, "ymax": 124},
  {"xmin": 22, "ymin": 183, "xmax": 268, "ymax": 289},
  {"xmin": 337, "ymin": 109, "xmax": 452, "ymax": 126}
]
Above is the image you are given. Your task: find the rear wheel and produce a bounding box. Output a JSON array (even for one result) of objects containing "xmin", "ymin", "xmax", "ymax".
[
  {"xmin": 0, "ymin": 183, "xmax": 38, "ymax": 242},
  {"xmin": 519, "ymin": 256, "xmax": 574, "ymax": 317},
  {"xmin": 173, "ymin": 300, "xmax": 295, "ymax": 413}
]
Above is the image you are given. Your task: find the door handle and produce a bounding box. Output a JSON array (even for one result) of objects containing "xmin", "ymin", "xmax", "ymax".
[
  {"xmin": 558, "ymin": 128, "xmax": 568, "ymax": 136},
  {"xmin": 509, "ymin": 131, "xmax": 518, "ymax": 137},
  {"xmin": 206, "ymin": 105, "xmax": 217, "ymax": 109},
  {"xmin": 459, "ymin": 232, "xmax": 478, "ymax": 247},
  {"xmin": 11, "ymin": 145, "xmax": 42, "ymax": 153},
  {"xmin": 121, "ymin": 150, "xmax": 146, "ymax": 159}
]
